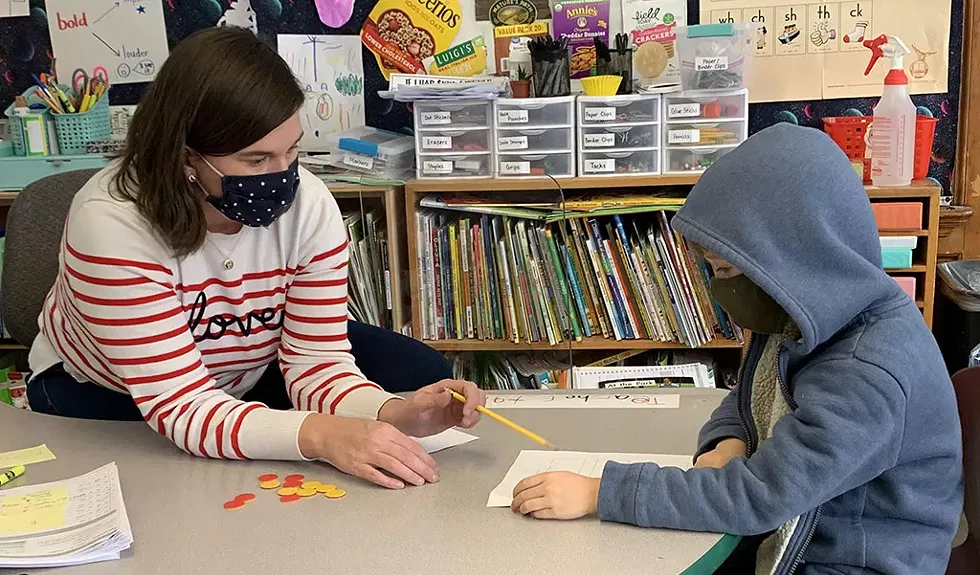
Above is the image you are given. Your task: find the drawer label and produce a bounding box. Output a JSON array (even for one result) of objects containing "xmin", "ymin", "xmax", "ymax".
[
  {"xmin": 584, "ymin": 158, "xmax": 615, "ymax": 173},
  {"xmin": 497, "ymin": 109, "xmax": 529, "ymax": 124},
  {"xmin": 420, "ymin": 111, "xmax": 452, "ymax": 125},
  {"xmin": 422, "ymin": 160, "xmax": 454, "ymax": 174},
  {"xmin": 498, "ymin": 136, "xmax": 529, "ymax": 150},
  {"xmin": 583, "ymin": 107, "xmax": 616, "ymax": 122},
  {"xmin": 422, "ymin": 136, "xmax": 452, "ymax": 150},
  {"xmin": 668, "ymin": 103, "xmax": 701, "ymax": 118},
  {"xmin": 499, "ymin": 161, "xmax": 531, "ymax": 175},
  {"xmin": 668, "ymin": 129, "xmax": 701, "ymax": 145},
  {"xmin": 343, "ymin": 153, "xmax": 374, "ymax": 170},
  {"xmin": 584, "ymin": 133, "xmax": 616, "ymax": 147},
  {"xmin": 695, "ymin": 56, "xmax": 729, "ymax": 71}
]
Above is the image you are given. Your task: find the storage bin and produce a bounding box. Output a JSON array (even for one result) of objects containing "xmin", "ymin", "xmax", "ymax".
[
  {"xmin": 881, "ymin": 248, "xmax": 913, "ymax": 270},
  {"xmin": 663, "ymin": 146, "xmax": 735, "ymax": 174},
  {"xmin": 676, "ymin": 24, "xmax": 755, "ymax": 93},
  {"xmin": 52, "ymin": 93, "xmax": 111, "ymax": 155},
  {"xmin": 580, "ymin": 149, "xmax": 659, "ymax": 177},
  {"xmin": 879, "ymin": 236, "xmax": 918, "ymax": 250},
  {"xmin": 663, "ymin": 91, "xmax": 748, "ymax": 122},
  {"xmin": 494, "ymin": 97, "xmax": 575, "ymax": 129},
  {"xmin": 577, "ymin": 94, "xmax": 659, "ymax": 126},
  {"xmin": 414, "ymin": 100, "xmax": 492, "ymax": 130},
  {"xmin": 417, "ymin": 154, "xmax": 493, "ymax": 178},
  {"xmin": 871, "ymin": 202, "xmax": 923, "ymax": 231},
  {"xmin": 664, "ymin": 122, "xmax": 745, "ymax": 148},
  {"xmin": 497, "ymin": 152, "xmax": 574, "ymax": 178},
  {"xmin": 580, "ymin": 124, "xmax": 659, "ymax": 150},
  {"xmin": 324, "ymin": 127, "xmax": 415, "ymax": 179},
  {"xmin": 495, "ymin": 127, "xmax": 573, "ymax": 154},
  {"xmin": 3, "ymin": 87, "xmax": 52, "ymax": 156},
  {"xmin": 0, "ymin": 154, "xmax": 109, "ymax": 189},
  {"xmin": 417, "ymin": 128, "xmax": 491, "ymax": 154},
  {"xmin": 893, "ymin": 276, "xmax": 917, "ymax": 300},
  {"xmin": 936, "ymin": 260, "xmax": 980, "ymax": 373}
]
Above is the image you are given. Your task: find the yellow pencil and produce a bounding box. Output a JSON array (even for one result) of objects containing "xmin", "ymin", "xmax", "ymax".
[{"xmin": 446, "ymin": 389, "xmax": 557, "ymax": 450}]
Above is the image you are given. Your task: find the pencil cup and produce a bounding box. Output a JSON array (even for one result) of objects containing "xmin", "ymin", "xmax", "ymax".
[
  {"xmin": 609, "ymin": 49, "xmax": 633, "ymax": 94},
  {"xmin": 3, "ymin": 87, "xmax": 52, "ymax": 156},
  {"xmin": 531, "ymin": 50, "xmax": 571, "ymax": 98},
  {"xmin": 52, "ymin": 90, "xmax": 111, "ymax": 155}
]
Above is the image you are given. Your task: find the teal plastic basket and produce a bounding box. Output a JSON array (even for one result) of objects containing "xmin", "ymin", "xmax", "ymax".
[
  {"xmin": 2, "ymin": 87, "xmax": 52, "ymax": 156},
  {"xmin": 52, "ymin": 90, "xmax": 111, "ymax": 155}
]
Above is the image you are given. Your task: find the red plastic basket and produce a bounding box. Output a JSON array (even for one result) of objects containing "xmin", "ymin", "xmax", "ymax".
[{"xmin": 823, "ymin": 115, "xmax": 938, "ymax": 182}]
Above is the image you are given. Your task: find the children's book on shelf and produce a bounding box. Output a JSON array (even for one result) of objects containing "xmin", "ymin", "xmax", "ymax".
[
  {"xmin": 415, "ymin": 204, "xmax": 742, "ymax": 347},
  {"xmin": 342, "ymin": 210, "xmax": 393, "ymax": 330}
]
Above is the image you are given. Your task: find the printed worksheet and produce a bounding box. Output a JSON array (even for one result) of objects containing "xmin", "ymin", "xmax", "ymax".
[
  {"xmin": 0, "ymin": 463, "xmax": 133, "ymax": 568},
  {"xmin": 487, "ymin": 450, "xmax": 692, "ymax": 507},
  {"xmin": 486, "ymin": 392, "xmax": 680, "ymax": 409}
]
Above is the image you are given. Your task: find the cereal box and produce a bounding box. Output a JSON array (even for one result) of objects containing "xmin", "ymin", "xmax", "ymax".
[
  {"xmin": 361, "ymin": 0, "xmax": 464, "ymax": 80},
  {"xmin": 550, "ymin": 0, "xmax": 611, "ymax": 79}
]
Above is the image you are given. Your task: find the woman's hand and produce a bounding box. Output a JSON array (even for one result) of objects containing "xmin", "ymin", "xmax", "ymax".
[
  {"xmin": 694, "ymin": 437, "xmax": 748, "ymax": 469},
  {"xmin": 378, "ymin": 379, "xmax": 486, "ymax": 438},
  {"xmin": 511, "ymin": 472, "xmax": 600, "ymax": 520},
  {"xmin": 298, "ymin": 413, "xmax": 439, "ymax": 489}
]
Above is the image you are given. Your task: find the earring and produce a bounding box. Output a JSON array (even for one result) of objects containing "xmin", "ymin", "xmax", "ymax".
[{"xmin": 188, "ymin": 174, "xmax": 197, "ymax": 183}]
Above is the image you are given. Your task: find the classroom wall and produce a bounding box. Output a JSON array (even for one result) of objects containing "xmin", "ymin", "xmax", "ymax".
[{"xmin": 0, "ymin": 0, "xmax": 964, "ymax": 195}]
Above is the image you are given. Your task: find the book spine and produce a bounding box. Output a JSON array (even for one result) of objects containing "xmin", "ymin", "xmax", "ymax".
[
  {"xmin": 544, "ymin": 226, "xmax": 582, "ymax": 341},
  {"xmin": 583, "ymin": 218, "xmax": 624, "ymax": 340},
  {"xmin": 569, "ymin": 219, "xmax": 609, "ymax": 338}
]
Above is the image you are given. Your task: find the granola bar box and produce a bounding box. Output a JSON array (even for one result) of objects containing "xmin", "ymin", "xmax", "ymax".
[
  {"xmin": 361, "ymin": 0, "xmax": 464, "ymax": 80},
  {"xmin": 550, "ymin": 0, "xmax": 611, "ymax": 79}
]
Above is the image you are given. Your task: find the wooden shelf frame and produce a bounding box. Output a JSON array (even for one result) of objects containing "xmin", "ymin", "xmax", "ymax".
[{"xmin": 405, "ymin": 176, "xmax": 942, "ymax": 350}]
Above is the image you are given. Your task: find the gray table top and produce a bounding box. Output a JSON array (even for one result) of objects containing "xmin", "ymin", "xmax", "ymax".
[{"xmin": 0, "ymin": 389, "xmax": 733, "ymax": 575}]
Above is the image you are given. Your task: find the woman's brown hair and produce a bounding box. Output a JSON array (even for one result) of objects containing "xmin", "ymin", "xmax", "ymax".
[{"xmin": 112, "ymin": 27, "xmax": 304, "ymax": 257}]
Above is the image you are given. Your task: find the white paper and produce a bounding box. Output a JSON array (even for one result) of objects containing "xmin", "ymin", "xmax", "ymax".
[
  {"xmin": 486, "ymin": 392, "xmax": 680, "ymax": 409},
  {"xmin": 488, "ymin": 450, "xmax": 692, "ymax": 507},
  {"xmin": 573, "ymin": 363, "xmax": 713, "ymax": 390},
  {"xmin": 0, "ymin": 462, "xmax": 133, "ymax": 568},
  {"xmin": 413, "ymin": 428, "xmax": 478, "ymax": 454},
  {"xmin": 277, "ymin": 34, "xmax": 365, "ymax": 152},
  {"xmin": 0, "ymin": 0, "xmax": 29, "ymax": 18},
  {"xmin": 584, "ymin": 158, "xmax": 616, "ymax": 173},
  {"xmin": 46, "ymin": 0, "xmax": 170, "ymax": 85},
  {"xmin": 216, "ymin": 0, "xmax": 257, "ymax": 34}
]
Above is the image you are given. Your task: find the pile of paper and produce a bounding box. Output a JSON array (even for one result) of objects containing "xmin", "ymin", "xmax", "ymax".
[
  {"xmin": 378, "ymin": 74, "xmax": 511, "ymax": 102},
  {"xmin": 0, "ymin": 463, "xmax": 133, "ymax": 568}
]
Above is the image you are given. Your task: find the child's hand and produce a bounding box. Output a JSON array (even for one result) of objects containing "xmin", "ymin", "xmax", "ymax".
[
  {"xmin": 511, "ymin": 472, "xmax": 600, "ymax": 520},
  {"xmin": 694, "ymin": 437, "xmax": 748, "ymax": 468}
]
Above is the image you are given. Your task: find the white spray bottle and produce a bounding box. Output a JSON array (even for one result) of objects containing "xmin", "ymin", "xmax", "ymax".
[{"xmin": 863, "ymin": 34, "xmax": 916, "ymax": 187}]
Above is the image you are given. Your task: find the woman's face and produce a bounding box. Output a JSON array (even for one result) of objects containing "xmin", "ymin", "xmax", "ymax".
[{"xmin": 188, "ymin": 111, "xmax": 303, "ymax": 199}]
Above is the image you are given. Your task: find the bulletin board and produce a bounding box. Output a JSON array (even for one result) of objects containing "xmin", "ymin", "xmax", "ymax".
[{"xmin": 0, "ymin": 0, "xmax": 965, "ymax": 195}]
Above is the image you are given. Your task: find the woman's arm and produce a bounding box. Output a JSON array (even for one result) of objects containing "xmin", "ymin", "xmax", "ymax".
[{"xmin": 53, "ymin": 200, "xmax": 310, "ymax": 460}]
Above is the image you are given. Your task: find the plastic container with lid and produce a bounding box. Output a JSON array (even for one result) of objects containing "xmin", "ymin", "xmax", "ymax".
[
  {"xmin": 324, "ymin": 127, "xmax": 415, "ymax": 179},
  {"xmin": 676, "ymin": 23, "xmax": 755, "ymax": 93}
]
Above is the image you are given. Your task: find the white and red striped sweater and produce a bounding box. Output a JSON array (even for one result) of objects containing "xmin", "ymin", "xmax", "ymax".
[{"xmin": 29, "ymin": 165, "xmax": 397, "ymax": 460}]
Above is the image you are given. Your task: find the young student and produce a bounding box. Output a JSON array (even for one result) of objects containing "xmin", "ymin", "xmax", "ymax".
[
  {"xmin": 511, "ymin": 124, "xmax": 963, "ymax": 573},
  {"xmin": 25, "ymin": 27, "xmax": 485, "ymax": 491}
]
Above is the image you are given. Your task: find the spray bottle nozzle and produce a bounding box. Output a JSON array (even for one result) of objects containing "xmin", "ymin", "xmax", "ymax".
[
  {"xmin": 863, "ymin": 34, "xmax": 889, "ymax": 76},
  {"xmin": 863, "ymin": 34, "xmax": 911, "ymax": 76}
]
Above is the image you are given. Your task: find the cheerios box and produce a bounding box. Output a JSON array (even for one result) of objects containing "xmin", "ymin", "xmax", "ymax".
[{"xmin": 551, "ymin": 0, "xmax": 611, "ymax": 79}]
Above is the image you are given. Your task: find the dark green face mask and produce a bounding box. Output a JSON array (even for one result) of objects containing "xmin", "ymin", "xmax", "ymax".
[{"xmin": 710, "ymin": 274, "xmax": 790, "ymax": 334}]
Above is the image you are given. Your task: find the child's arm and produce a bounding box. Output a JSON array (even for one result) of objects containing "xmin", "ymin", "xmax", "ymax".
[
  {"xmin": 695, "ymin": 389, "xmax": 747, "ymax": 460},
  {"xmin": 598, "ymin": 358, "xmax": 907, "ymax": 535}
]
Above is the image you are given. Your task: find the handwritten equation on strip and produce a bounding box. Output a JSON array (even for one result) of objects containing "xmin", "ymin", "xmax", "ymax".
[{"xmin": 485, "ymin": 393, "xmax": 680, "ymax": 409}]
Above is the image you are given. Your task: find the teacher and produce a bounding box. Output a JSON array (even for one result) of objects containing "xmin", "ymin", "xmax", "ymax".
[{"xmin": 26, "ymin": 27, "xmax": 485, "ymax": 490}]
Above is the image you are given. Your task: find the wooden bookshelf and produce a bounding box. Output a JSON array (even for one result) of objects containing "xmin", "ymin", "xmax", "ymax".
[{"xmin": 405, "ymin": 177, "xmax": 942, "ymax": 349}]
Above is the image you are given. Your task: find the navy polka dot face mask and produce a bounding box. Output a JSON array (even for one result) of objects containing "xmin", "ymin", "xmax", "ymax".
[{"xmin": 199, "ymin": 157, "xmax": 300, "ymax": 227}]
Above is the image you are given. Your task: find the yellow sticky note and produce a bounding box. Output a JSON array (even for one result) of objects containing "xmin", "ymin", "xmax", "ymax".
[
  {"xmin": 0, "ymin": 445, "xmax": 56, "ymax": 469},
  {"xmin": 0, "ymin": 487, "xmax": 69, "ymax": 535}
]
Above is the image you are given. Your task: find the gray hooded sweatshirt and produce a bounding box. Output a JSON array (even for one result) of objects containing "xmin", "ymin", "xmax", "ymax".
[{"xmin": 596, "ymin": 124, "xmax": 963, "ymax": 574}]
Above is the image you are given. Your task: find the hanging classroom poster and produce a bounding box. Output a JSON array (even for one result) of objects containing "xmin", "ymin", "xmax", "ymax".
[
  {"xmin": 698, "ymin": 0, "xmax": 951, "ymax": 102},
  {"xmin": 45, "ymin": 0, "xmax": 170, "ymax": 85},
  {"xmin": 360, "ymin": 0, "xmax": 464, "ymax": 79},
  {"xmin": 0, "ymin": 0, "xmax": 29, "ymax": 18},
  {"xmin": 277, "ymin": 34, "xmax": 366, "ymax": 152}
]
